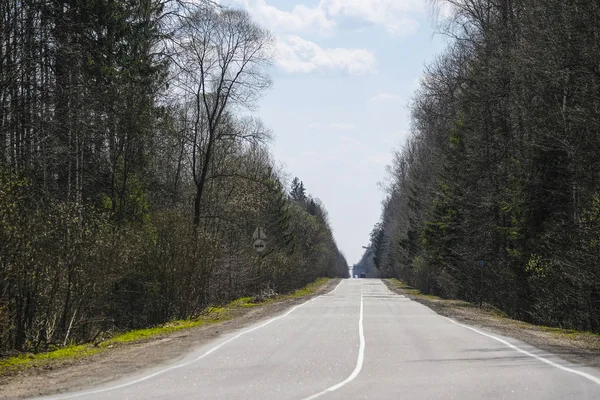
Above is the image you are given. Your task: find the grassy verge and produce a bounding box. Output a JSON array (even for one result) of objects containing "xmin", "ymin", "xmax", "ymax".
[
  {"xmin": 288, "ymin": 277, "xmax": 329, "ymax": 298},
  {"xmin": 0, "ymin": 278, "xmax": 332, "ymax": 376},
  {"xmin": 0, "ymin": 345, "xmax": 102, "ymax": 375},
  {"xmin": 387, "ymin": 279, "xmax": 443, "ymax": 300},
  {"xmin": 224, "ymin": 278, "xmax": 329, "ymax": 309},
  {"xmin": 385, "ymin": 278, "xmax": 600, "ymax": 353},
  {"xmin": 0, "ymin": 311, "xmax": 229, "ymax": 376},
  {"xmin": 386, "ymin": 278, "xmax": 506, "ymax": 314}
]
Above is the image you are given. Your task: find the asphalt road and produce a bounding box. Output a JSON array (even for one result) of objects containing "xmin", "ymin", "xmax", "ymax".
[{"xmin": 40, "ymin": 279, "xmax": 600, "ymax": 400}]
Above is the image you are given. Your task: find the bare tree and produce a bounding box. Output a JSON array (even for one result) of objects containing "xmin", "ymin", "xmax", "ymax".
[{"xmin": 174, "ymin": 5, "xmax": 274, "ymax": 227}]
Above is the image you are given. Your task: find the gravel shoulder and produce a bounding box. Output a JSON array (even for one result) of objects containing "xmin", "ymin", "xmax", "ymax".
[
  {"xmin": 0, "ymin": 279, "xmax": 341, "ymax": 400},
  {"xmin": 383, "ymin": 279, "xmax": 600, "ymax": 369}
]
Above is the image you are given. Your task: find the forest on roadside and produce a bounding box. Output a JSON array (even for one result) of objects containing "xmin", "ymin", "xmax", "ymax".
[
  {"xmin": 370, "ymin": 0, "xmax": 600, "ymax": 334},
  {"xmin": 0, "ymin": 0, "xmax": 348, "ymax": 354}
]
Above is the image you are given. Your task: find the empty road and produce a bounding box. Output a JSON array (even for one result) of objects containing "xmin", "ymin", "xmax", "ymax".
[{"xmin": 40, "ymin": 279, "xmax": 600, "ymax": 400}]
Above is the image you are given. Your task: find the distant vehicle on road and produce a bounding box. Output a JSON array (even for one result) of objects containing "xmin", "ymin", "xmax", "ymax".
[{"xmin": 360, "ymin": 273, "xmax": 366, "ymax": 278}]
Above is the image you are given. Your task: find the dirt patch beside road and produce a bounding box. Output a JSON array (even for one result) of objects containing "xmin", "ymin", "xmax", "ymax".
[
  {"xmin": 0, "ymin": 279, "xmax": 340, "ymax": 400},
  {"xmin": 383, "ymin": 279, "xmax": 600, "ymax": 369}
]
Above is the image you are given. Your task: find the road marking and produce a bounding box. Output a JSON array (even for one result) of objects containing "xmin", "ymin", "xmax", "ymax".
[
  {"xmin": 445, "ymin": 317, "xmax": 600, "ymax": 386},
  {"xmin": 47, "ymin": 281, "xmax": 345, "ymax": 399},
  {"xmin": 302, "ymin": 284, "xmax": 365, "ymax": 400},
  {"xmin": 327, "ymin": 279, "xmax": 343, "ymax": 295}
]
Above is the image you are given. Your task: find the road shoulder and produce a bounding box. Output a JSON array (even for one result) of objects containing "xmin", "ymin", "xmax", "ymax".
[{"xmin": 383, "ymin": 278, "xmax": 600, "ymax": 370}]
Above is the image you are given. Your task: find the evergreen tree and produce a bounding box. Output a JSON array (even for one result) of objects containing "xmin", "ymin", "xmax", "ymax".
[{"xmin": 290, "ymin": 177, "xmax": 307, "ymax": 202}]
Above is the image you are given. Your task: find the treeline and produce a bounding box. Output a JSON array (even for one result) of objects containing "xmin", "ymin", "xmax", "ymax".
[
  {"xmin": 371, "ymin": 0, "xmax": 600, "ymax": 333},
  {"xmin": 352, "ymin": 248, "xmax": 379, "ymax": 278},
  {"xmin": 0, "ymin": 1, "xmax": 347, "ymax": 354}
]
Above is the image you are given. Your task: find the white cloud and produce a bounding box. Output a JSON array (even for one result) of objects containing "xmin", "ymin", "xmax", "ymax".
[
  {"xmin": 237, "ymin": 0, "xmax": 425, "ymax": 37},
  {"xmin": 321, "ymin": 0, "xmax": 424, "ymax": 36},
  {"xmin": 236, "ymin": 0, "xmax": 335, "ymax": 33},
  {"xmin": 369, "ymin": 93, "xmax": 399, "ymax": 103},
  {"xmin": 277, "ymin": 35, "xmax": 376, "ymax": 75},
  {"xmin": 234, "ymin": 1, "xmax": 427, "ymax": 75},
  {"xmin": 309, "ymin": 122, "xmax": 357, "ymax": 131}
]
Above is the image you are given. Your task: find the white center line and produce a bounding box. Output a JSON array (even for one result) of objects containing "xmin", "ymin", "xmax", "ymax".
[{"xmin": 302, "ymin": 282, "xmax": 365, "ymax": 400}]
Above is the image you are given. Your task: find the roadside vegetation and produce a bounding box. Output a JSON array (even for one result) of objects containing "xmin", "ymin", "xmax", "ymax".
[
  {"xmin": 0, "ymin": 278, "xmax": 334, "ymax": 376},
  {"xmin": 368, "ymin": 0, "xmax": 600, "ymax": 335},
  {"xmin": 0, "ymin": 1, "xmax": 348, "ymax": 359}
]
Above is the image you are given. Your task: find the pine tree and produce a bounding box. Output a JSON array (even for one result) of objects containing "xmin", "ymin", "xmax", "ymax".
[{"xmin": 290, "ymin": 177, "xmax": 306, "ymax": 202}]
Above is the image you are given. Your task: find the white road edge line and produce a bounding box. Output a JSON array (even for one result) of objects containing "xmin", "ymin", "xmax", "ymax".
[
  {"xmin": 445, "ymin": 317, "xmax": 600, "ymax": 386},
  {"xmin": 302, "ymin": 292, "xmax": 365, "ymax": 400},
  {"xmin": 49, "ymin": 280, "xmax": 345, "ymax": 399},
  {"xmin": 327, "ymin": 279, "xmax": 343, "ymax": 294}
]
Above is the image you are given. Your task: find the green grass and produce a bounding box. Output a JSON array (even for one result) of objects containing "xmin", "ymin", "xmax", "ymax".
[
  {"xmin": 224, "ymin": 277, "xmax": 329, "ymax": 307},
  {"xmin": 538, "ymin": 325, "xmax": 578, "ymax": 335},
  {"xmin": 0, "ymin": 277, "xmax": 331, "ymax": 375},
  {"xmin": 387, "ymin": 278, "xmax": 440, "ymax": 299},
  {"xmin": 289, "ymin": 277, "xmax": 328, "ymax": 298},
  {"xmin": 0, "ymin": 344, "xmax": 101, "ymax": 373},
  {"xmin": 102, "ymin": 306, "xmax": 235, "ymax": 346},
  {"xmin": 226, "ymin": 296, "xmax": 262, "ymax": 308},
  {"xmin": 517, "ymin": 323, "xmax": 599, "ymax": 340},
  {"xmin": 0, "ymin": 317, "xmax": 223, "ymax": 374}
]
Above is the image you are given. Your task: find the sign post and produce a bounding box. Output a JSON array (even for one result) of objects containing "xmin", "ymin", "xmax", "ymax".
[
  {"xmin": 253, "ymin": 227, "xmax": 267, "ymax": 294},
  {"xmin": 477, "ymin": 260, "xmax": 484, "ymax": 309}
]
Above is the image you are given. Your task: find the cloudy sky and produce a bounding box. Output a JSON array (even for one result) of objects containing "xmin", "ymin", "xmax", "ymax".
[{"xmin": 220, "ymin": 0, "xmax": 450, "ymax": 264}]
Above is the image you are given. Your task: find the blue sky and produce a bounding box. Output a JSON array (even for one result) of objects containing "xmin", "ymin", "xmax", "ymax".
[{"xmin": 221, "ymin": 0, "xmax": 451, "ymax": 264}]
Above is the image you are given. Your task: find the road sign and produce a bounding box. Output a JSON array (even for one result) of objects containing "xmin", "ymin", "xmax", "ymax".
[
  {"xmin": 253, "ymin": 227, "xmax": 267, "ymax": 240},
  {"xmin": 253, "ymin": 239, "xmax": 266, "ymax": 253}
]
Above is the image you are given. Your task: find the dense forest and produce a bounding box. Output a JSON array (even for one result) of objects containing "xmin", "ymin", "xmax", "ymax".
[
  {"xmin": 0, "ymin": 0, "xmax": 348, "ymax": 354},
  {"xmin": 371, "ymin": 0, "xmax": 600, "ymax": 333}
]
